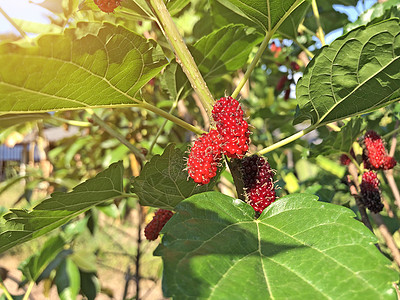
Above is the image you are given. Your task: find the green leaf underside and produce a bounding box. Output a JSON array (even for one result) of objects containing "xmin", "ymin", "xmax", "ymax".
[
  {"xmin": 132, "ymin": 144, "xmax": 218, "ymax": 210},
  {"xmin": 216, "ymin": 0, "xmax": 306, "ymax": 33},
  {"xmin": 165, "ymin": 25, "xmax": 262, "ymax": 99},
  {"xmin": 156, "ymin": 192, "xmax": 397, "ymax": 299},
  {"xmin": 310, "ymin": 118, "xmax": 366, "ymax": 157},
  {"xmin": 0, "ymin": 22, "xmax": 167, "ymax": 113},
  {"xmin": 0, "ymin": 161, "xmax": 124, "ymax": 254},
  {"xmin": 294, "ymin": 19, "xmax": 400, "ymax": 126}
]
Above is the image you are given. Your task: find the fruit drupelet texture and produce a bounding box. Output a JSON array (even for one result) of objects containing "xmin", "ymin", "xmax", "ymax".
[
  {"xmin": 94, "ymin": 0, "xmax": 121, "ymax": 13},
  {"xmin": 144, "ymin": 209, "xmax": 174, "ymax": 241},
  {"xmin": 360, "ymin": 171, "xmax": 383, "ymax": 213},
  {"xmin": 212, "ymin": 97, "xmax": 250, "ymax": 159},
  {"xmin": 241, "ymin": 155, "xmax": 276, "ymax": 213},
  {"xmin": 362, "ymin": 130, "xmax": 397, "ymax": 170},
  {"xmin": 187, "ymin": 129, "xmax": 222, "ymax": 185}
]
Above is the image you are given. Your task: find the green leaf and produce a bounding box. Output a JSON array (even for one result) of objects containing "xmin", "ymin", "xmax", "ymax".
[
  {"xmin": 131, "ymin": 144, "xmax": 219, "ymax": 210},
  {"xmin": 294, "ymin": 19, "xmax": 400, "ymax": 126},
  {"xmin": 215, "ymin": 0, "xmax": 306, "ymax": 33},
  {"xmin": 166, "ymin": 25, "xmax": 263, "ymax": 98},
  {"xmin": 0, "ymin": 113, "xmax": 51, "ymax": 130},
  {"xmin": 277, "ymin": 2, "xmax": 311, "ymax": 40},
  {"xmin": 310, "ymin": 118, "xmax": 366, "ymax": 157},
  {"xmin": 156, "ymin": 192, "xmax": 398, "ymax": 299},
  {"xmin": 0, "ymin": 161, "xmax": 124, "ymax": 254},
  {"xmin": 0, "ymin": 22, "xmax": 167, "ymax": 113},
  {"xmin": 344, "ymin": 0, "xmax": 400, "ymax": 33},
  {"xmin": 19, "ymin": 235, "xmax": 65, "ymax": 282},
  {"xmin": 54, "ymin": 258, "xmax": 81, "ymax": 300}
]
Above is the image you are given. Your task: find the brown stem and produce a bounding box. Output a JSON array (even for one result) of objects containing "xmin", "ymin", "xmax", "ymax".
[
  {"xmin": 225, "ymin": 158, "xmax": 245, "ymax": 201},
  {"xmin": 346, "ymin": 175, "xmax": 374, "ymax": 233},
  {"xmin": 135, "ymin": 205, "xmax": 144, "ymax": 299},
  {"xmin": 384, "ymin": 120, "xmax": 400, "ymax": 209},
  {"xmin": 370, "ymin": 213, "xmax": 400, "ymax": 268},
  {"xmin": 347, "ymin": 165, "xmax": 374, "ymax": 232}
]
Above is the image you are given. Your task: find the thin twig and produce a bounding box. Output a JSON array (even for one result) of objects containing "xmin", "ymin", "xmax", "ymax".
[
  {"xmin": 384, "ymin": 120, "xmax": 400, "ymax": 209},
  {"xmin": 371, "ymin": 212, "xmax": 400, "ymax": 268},
  {"xmin": 311, "ymin": 0, "xmax": 326, "ymax": 46},
  {"xmin": 135, "ymin": 205, "xmax": 144, "ymax": 300},
  {"xmin": 0, "ymin": 6, "xmax": 30, "ymax": 41},
  {"xmin": 346, "ymin": 174, "xmax": 374, "ymax": 233}
]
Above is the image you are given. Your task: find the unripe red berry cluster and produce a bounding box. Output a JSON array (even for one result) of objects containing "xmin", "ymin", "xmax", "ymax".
[
  {"xmin": 360, "ymin": 171, "xmax": 383, "ymax": 213},
  {"xmin": 241, "ymin": 155, "xmax": 276, "ymax": 213},
  {"xmin": 187, "ymin": 129, "xmax": 222, "ymax": 185},
  {"xmin": 187, "ymin": 97, "xmax": 250, "ymax": 184},
  {"xmin": 144, "ymin": 209, "xmax": 174, "ymax": 241},
  {"xmin": 363, "ymin": 130, "xmax": 396, "ymax": 170},
  {"xmin": 94, "ymin": 0, "xmax": 121, "ymax": 13},
  {"xmin": 212, "ymin": 96, "xmax": 250, "ymax": 159}
]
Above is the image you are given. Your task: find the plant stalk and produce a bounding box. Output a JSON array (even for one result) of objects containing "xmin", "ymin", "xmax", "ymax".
[
  {"xmin": 311, "ymin": 0, "xmax": 326, "ymax": 46},
  {"xmin": 87, "ymin": 110, "xmax": 147, "ymax": 162},
  {"xmin": 140, "ymin": 101, "xmax": 205, "ymax": 135},
  {"xmin": 0, "ymin": 282, "xmax": 13, "ymax": 300},
  {"xmin": 258, "ymin": 125, "xmax": 316, "ymax": 155},
  {"xmin": 22, "ymin": 281, "xmax": 34, "ymax": 300},
  {"xmin": 231, "ymin": 0, "xmax": 306, "ymax": 99},
  {"xmin": 148, "ymin": 0, "xmax": 214, "ymax": 119}
]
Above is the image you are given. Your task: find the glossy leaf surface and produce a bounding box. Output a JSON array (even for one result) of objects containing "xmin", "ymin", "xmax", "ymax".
[
  {"xmin": 0, "ymin": 22, "xmax": 167, "ymax": 113},
  {"xmin": 294, "ymin": 19, "xmax": 400, "ymax": 126},
  {"xmin": 156, "ymin": 192, "xmax": 397, "ymax": 299},
  {"xmin": 0, "ymin": 161, "xmax": 124, "ymax": 253},
  {"xmin": 132, "ymin": 144, "xmax": 219, "ymax": 210}
]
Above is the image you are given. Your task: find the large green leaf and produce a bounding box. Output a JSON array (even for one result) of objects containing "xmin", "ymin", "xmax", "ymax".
[
  {"xmin": 0, "ymin": 22, "xmax": 167, "ymax": 113},
  {"xmin": 344, "ymin": 0, "xmax": 400, "ymax": 33},
  {"xmin": 294, "ymin": 19, "xmax": 400, "ymax": 126},
  {"xmin": 215, "ymin": 0, "xmax": 306, "ymax": 33},
  {"xmin": 131, "ymin": 144, "xmax": 220, "ymax": 210},
  {"xmin": 0, "ymin": 161, "xmax": 124, "ymax": 254},
  {"xmin": 55, "ymin": 258, "xmax": 81, "ymax": 300},
  {"xmin": 156, "ymin": 192, "xmax": 398, "ymax": 299},
  {"xmin": 192, "ymin": 25, "xmax": 263, "ymax": 81},
  {"xmin": 163, "ymin": 25, "xmax": 262, "ymax": 99},
  {"xmin": 19, "ymin": 235, "xmax": 66, "ymax": 282}
]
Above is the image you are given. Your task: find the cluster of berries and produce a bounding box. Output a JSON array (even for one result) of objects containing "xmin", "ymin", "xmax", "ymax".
[
  {"xmin": 342, "ymin": 130, "xmax": 397, "ymax": 213},
  {"xmin": 94, "ymin": 0, "xmax": 121, "ymax": 13},
  {"xmin": 360, "ymin": 171, "xmax": 383, "ymax": 213},
  {"xmin": 241, "ymin": 155, "xmax": 276, "ymax": 213},
  {"xmin": 144, "ymin": 209, "xmax": 174, "ymax": 241},
  {"xmin": 362, "ymin": 130, "xmax": 396, "ymax": 170},
  {"xmin": 187, "ymin": 97, "xmax": 250, "ymax": 184}
]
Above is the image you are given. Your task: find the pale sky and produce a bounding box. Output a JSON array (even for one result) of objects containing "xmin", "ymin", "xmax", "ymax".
[{"xmin": 0, "ymin": 0, "xmax": 51, "ymax": 35}]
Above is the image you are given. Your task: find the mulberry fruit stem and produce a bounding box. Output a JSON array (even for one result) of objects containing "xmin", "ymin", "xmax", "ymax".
[{"xmin": 148, "ymin": 0, "xmax": 214, "ymax": 120}]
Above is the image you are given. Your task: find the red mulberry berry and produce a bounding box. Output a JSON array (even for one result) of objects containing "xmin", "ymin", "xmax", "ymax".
[
  {"xmin": 363, "ymin": 130, "xmax": 386, "ymax": 170},
  {"xmin": 241, "ymin": 155, "xmax": 276, "ymax": 213},
  {"xmin": 144, "ymin": 209, "xmax": 174, "ymax": 241},
  {"xmin": 212, "ymin": 97, "xmax": 250, "ymax": 159},
  {"xmin": 276, "ymin": 75, "xmax": 288, "ymax": 91},
  {"xmin": 290, "ymin": 61, "xmax": 300, "ymax": 71},
  {"xmin": 360, "ymin": 171, "xmax": 383, "ymax": 213},
  {"xmin": 187, "ymin": 129, "xmax": 222, "ymax": 185},
  {"xmin": 340, "ymin": 149, "xmax": 355, "ymax": 166},
  {"xmin": 94, "ymin": 0, "xmax": 121, "ymax": 13},
  {"xmin": 384, "ymin": 156, "xmax": 397, "ymax": 170}
]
